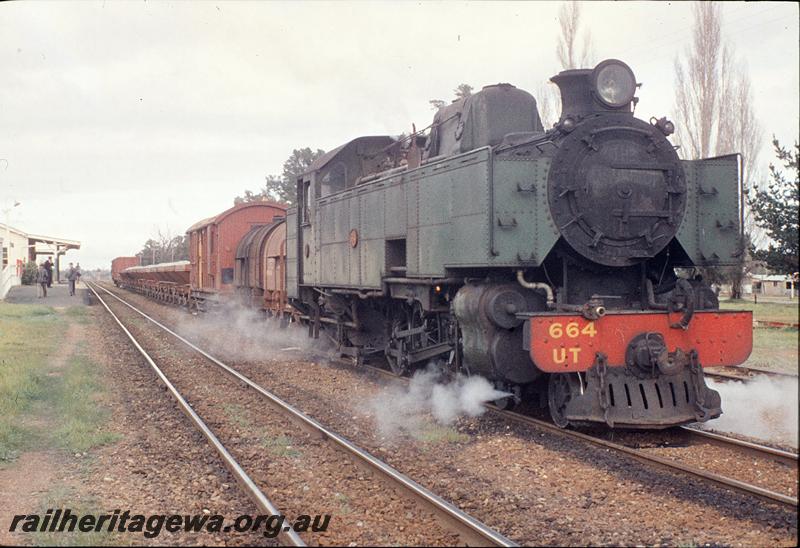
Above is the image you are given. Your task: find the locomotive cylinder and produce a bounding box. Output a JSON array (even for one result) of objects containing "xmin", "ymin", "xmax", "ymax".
[{"xmin": 453, "ymin": 283, "xmax": 546, "ymax": 384}]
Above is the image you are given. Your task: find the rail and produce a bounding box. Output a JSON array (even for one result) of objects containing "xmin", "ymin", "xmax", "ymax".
[
  {"xmin": 89, "ymin": 282, "xmax": 516, "ymax": 547},
  {"xmin": 704, "ymin": 365, "xmax": 798, "ymax": 383},
  {"xmin": 491, "ymin": 408, "xmax": 798, "ymax": 508},
  {"xmin": 355, "ymin": 359, "xmax": 798, "ymax": 509},
  {"xmin": 680, "ymin": 426, "xmax": 798, "ymax": 468},
  {"xmin": 87, "ymin": 282, "xmax": 306, "ymax": 546}
]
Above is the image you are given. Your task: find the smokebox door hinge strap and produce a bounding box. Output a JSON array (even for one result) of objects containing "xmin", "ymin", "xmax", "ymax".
[
  {"xmin": 669, "ymin": 278, "xmax": 695, "ymax": 330},
  {"xmin": 595, "ymin": 352, "xmax": 612, "ymax": 427},
  {"xmin": 689, "ymin": 350, "xmax": 710, "ymax": 421}
]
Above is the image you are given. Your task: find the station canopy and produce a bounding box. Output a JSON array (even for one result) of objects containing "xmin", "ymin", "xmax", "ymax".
[{"xmin": 26, "ymin": 232, "xmax": 81, "ymax": 261}]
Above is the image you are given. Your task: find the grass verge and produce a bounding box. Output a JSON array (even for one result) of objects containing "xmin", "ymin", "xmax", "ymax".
[
  {"xmin": 720, "ymin": 299, "xmax": 799, "ymax": 323},
  {"xmin": 30, "ymin": 485, "xmax": 119, "ymax": 546},
  {"xmin": 63, "ymin": 306, "xmax": 91, "ymax": 324},
  {"xmin": 747, "ymin": 327, "xmax": 798, "ymax": 373},
  {"xmin": 0, "ymin": 302, "xmax": 118, "ymax": 463},
  {"xmin": 717, "ymin": 299, "xmax": 798, "ymax": 373},
  {"xmin": 46, "ymin": 343, "xmax": 122, "ymax": 452},
  {"xmin": 0, "ymin": 303, "xmax": 61, "ymax": 462}
]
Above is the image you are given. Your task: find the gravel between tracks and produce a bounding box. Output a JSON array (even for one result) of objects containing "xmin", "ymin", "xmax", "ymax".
[
  {"xmin": 590, "ymin": 429, "xmax": 797, "ymax": 498},
  {"xmin": 102, "ymin": 285, "xmax": 799, "ymax": 546},
  {"xmin": 95, "ymin": 289, "xmax": 460, "ymax": 546},
  {"xmin": 84, "ymin": 302, "xmax": 275, "ymax": 545}
]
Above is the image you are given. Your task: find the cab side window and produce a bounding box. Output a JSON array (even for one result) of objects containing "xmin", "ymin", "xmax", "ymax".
[{"xmin": 302, "ymin": 180, "xmax": 311, "ymax": 224}]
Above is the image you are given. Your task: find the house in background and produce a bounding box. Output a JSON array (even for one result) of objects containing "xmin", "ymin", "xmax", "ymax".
[
  {"xmin": 718, "ymin": 267, "xmax": 798, "ymax": 299},
  {"xmin": 750, "ymin": 273, "xmax": 798, "ymax": 298}
]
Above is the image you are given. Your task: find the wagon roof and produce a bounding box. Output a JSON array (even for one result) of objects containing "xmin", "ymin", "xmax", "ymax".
[
  {"xmin": 124, "ymin": 260, "xmax": 190, "ymax": 273},
  {"xmin": 235, "ymin": 221, "xmax": 282, "ymax": 260},
  {"xmin": 186, "ymin": 200, "xmax": 287, "ymax": 233},
  {"xmin": 186, "ymin": 215, "xmax": 216, "ymax": 233}
]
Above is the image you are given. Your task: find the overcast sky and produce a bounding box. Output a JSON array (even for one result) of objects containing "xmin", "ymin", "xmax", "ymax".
[{"xmin": 1, "ymin": 1, "xmax": 797, "ymax": 269}]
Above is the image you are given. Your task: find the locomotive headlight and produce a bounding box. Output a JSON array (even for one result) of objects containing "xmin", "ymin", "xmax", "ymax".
[{"xmin": 593, "ymin": 59, "xmax": 637, "ymax": 108}]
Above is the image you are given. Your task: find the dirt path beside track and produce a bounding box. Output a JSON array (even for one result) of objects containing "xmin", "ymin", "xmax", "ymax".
[{"xmin": 0, "ymin": 300, "xmax": 272, "ymax": 546}]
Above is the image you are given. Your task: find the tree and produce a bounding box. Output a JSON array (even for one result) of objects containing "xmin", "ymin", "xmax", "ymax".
[
  {"xmin": 537, "ymin": 83, "xmax": 561, "ymax": 129},
  {"xmin": 556, "ymin": 1, "xmax": 594, "ymax": 70},
  {"xmin": 234, "ymin": 174, "xmax": 289, "ymax": 205},
  {"xmin": 674, "ymin": 3, "xmax": 725, "ymax": 160},
  {"xmin": 672, "ymin": 2, "xmax": 763, "ymax": 298},
  {"xmin": 673, "ymin": 3, "xmax": 762, "ymax": 169},
  {"xmin": 169, "ymin": 234, "xmax": 189, "ymax": 262},
  {"xmin": 749, "ymin": 139, "xmax": 799, "ymax": 274},
  {"xmin": 454, "ymin": 84, "xmax": 473, "ymax": 99},
  {"xmin": 429, "ymin": 83, "xmax": 473, "ymax": 111},
  {"xmin": 235, "ymin": 148, "xmax": 325, "ymax": 206},
  {"xmin": 282, "ymin": 148, "xmax": 325, "ymax": 187},
  {"xmin": 135, "ymin": 228, "xmax": 189, "ymax": 266},
  {"xmin": 234, "ymin": 189, "xmax": 267, "ymax": 205},
  {"xmin": 136, "ymin": 238, "xmax": 160, "ymax": 266},
  {"xmin": 538, "ymin": 0, "xmax": 595, "ymax": 129}
]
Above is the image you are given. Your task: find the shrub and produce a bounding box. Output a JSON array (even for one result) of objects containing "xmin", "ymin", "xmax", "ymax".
[{"xmin": 21, "ymin": 261, "xmax": 38, "ymax": 285}]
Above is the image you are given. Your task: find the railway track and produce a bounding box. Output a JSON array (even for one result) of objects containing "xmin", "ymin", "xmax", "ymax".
[
  {"xmin": 491, "ymin": 408, "xmax": 797, "ymax": 508},
  {"xmin": 352, "ymin": 357, "xmax": 798, "ymax": 509},
  {"xmin": 703, "ymin": 365, "xmax": 798, "ymax": 383},
  {"xmin": 87, "ymin": 282, "xmax": 516, "ymax": 547},
  {"xmin": 87, "ymin": 282, "xmax": 304, "ymax": 547},
  {"xmin": 679, "ymin": 426, "xmax": 798, "ymax": 468}
]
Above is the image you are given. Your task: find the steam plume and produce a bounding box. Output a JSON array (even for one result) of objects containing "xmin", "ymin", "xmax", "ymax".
[
  {"xmin": 704, "ymin": 375, "xmax": 798, "ymax": 448},
  {"xmin": 367, "ymin": 365, "xmax": 511, "ymax": 439},
  {"xmin": 175, "ymin": 301, "xmax": 324, "ymax": 362}
]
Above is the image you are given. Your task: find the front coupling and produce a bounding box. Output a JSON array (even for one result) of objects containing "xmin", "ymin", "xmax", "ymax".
[{"xmin": 626, "ymin": 332, "xmax": 690, "ymax": 377}]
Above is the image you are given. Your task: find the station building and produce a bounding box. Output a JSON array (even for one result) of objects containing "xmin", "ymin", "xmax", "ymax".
[{"xmin": 0, "ymin": 222, "xmax": 81, "ymax": 299}]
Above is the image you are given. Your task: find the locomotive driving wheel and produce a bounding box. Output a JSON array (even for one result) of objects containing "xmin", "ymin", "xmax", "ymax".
[
  {"xmin": 548, "ymin": 373, "xmax": 581, "ymax": 428},
  {"xmin": 384, "ymin": 301, "xmax": 425, "ymax": 376},
  {"xmin": 384, "ymin": 337, "xmax": 409, "ymax": 376}
]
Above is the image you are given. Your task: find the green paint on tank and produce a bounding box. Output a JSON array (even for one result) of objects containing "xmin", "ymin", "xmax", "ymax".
[{"xmin": 677, "ymin": 154, "xmax": 743, "ymax": 266}]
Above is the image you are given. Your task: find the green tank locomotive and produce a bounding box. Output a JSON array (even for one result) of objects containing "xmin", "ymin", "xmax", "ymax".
[{"xmin": 285, "ymin": 59, "xmax": 752, "ymax": 429}]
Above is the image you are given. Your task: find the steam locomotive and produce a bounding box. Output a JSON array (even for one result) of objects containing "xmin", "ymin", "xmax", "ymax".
[{"xmin": 118, "ymin": 59, "xmax": 753, "ymax": 429}]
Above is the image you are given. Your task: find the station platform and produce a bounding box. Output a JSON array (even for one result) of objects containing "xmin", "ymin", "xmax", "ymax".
[{"xmin": 3, "ymin": 282, "xmax": 89, "ymax": 306}]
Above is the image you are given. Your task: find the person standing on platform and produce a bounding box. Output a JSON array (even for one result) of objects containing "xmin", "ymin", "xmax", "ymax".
[
  {"xmin": 66, "ymin": 262, "xmax": 79, "ymax": 296},
  {"xmin": 43, "ymin": 258, "xmax": 53, "ymax": 288},
  {"xmin": 36, "ymin": 263, "xmax": 48, "ymax": 298}
]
